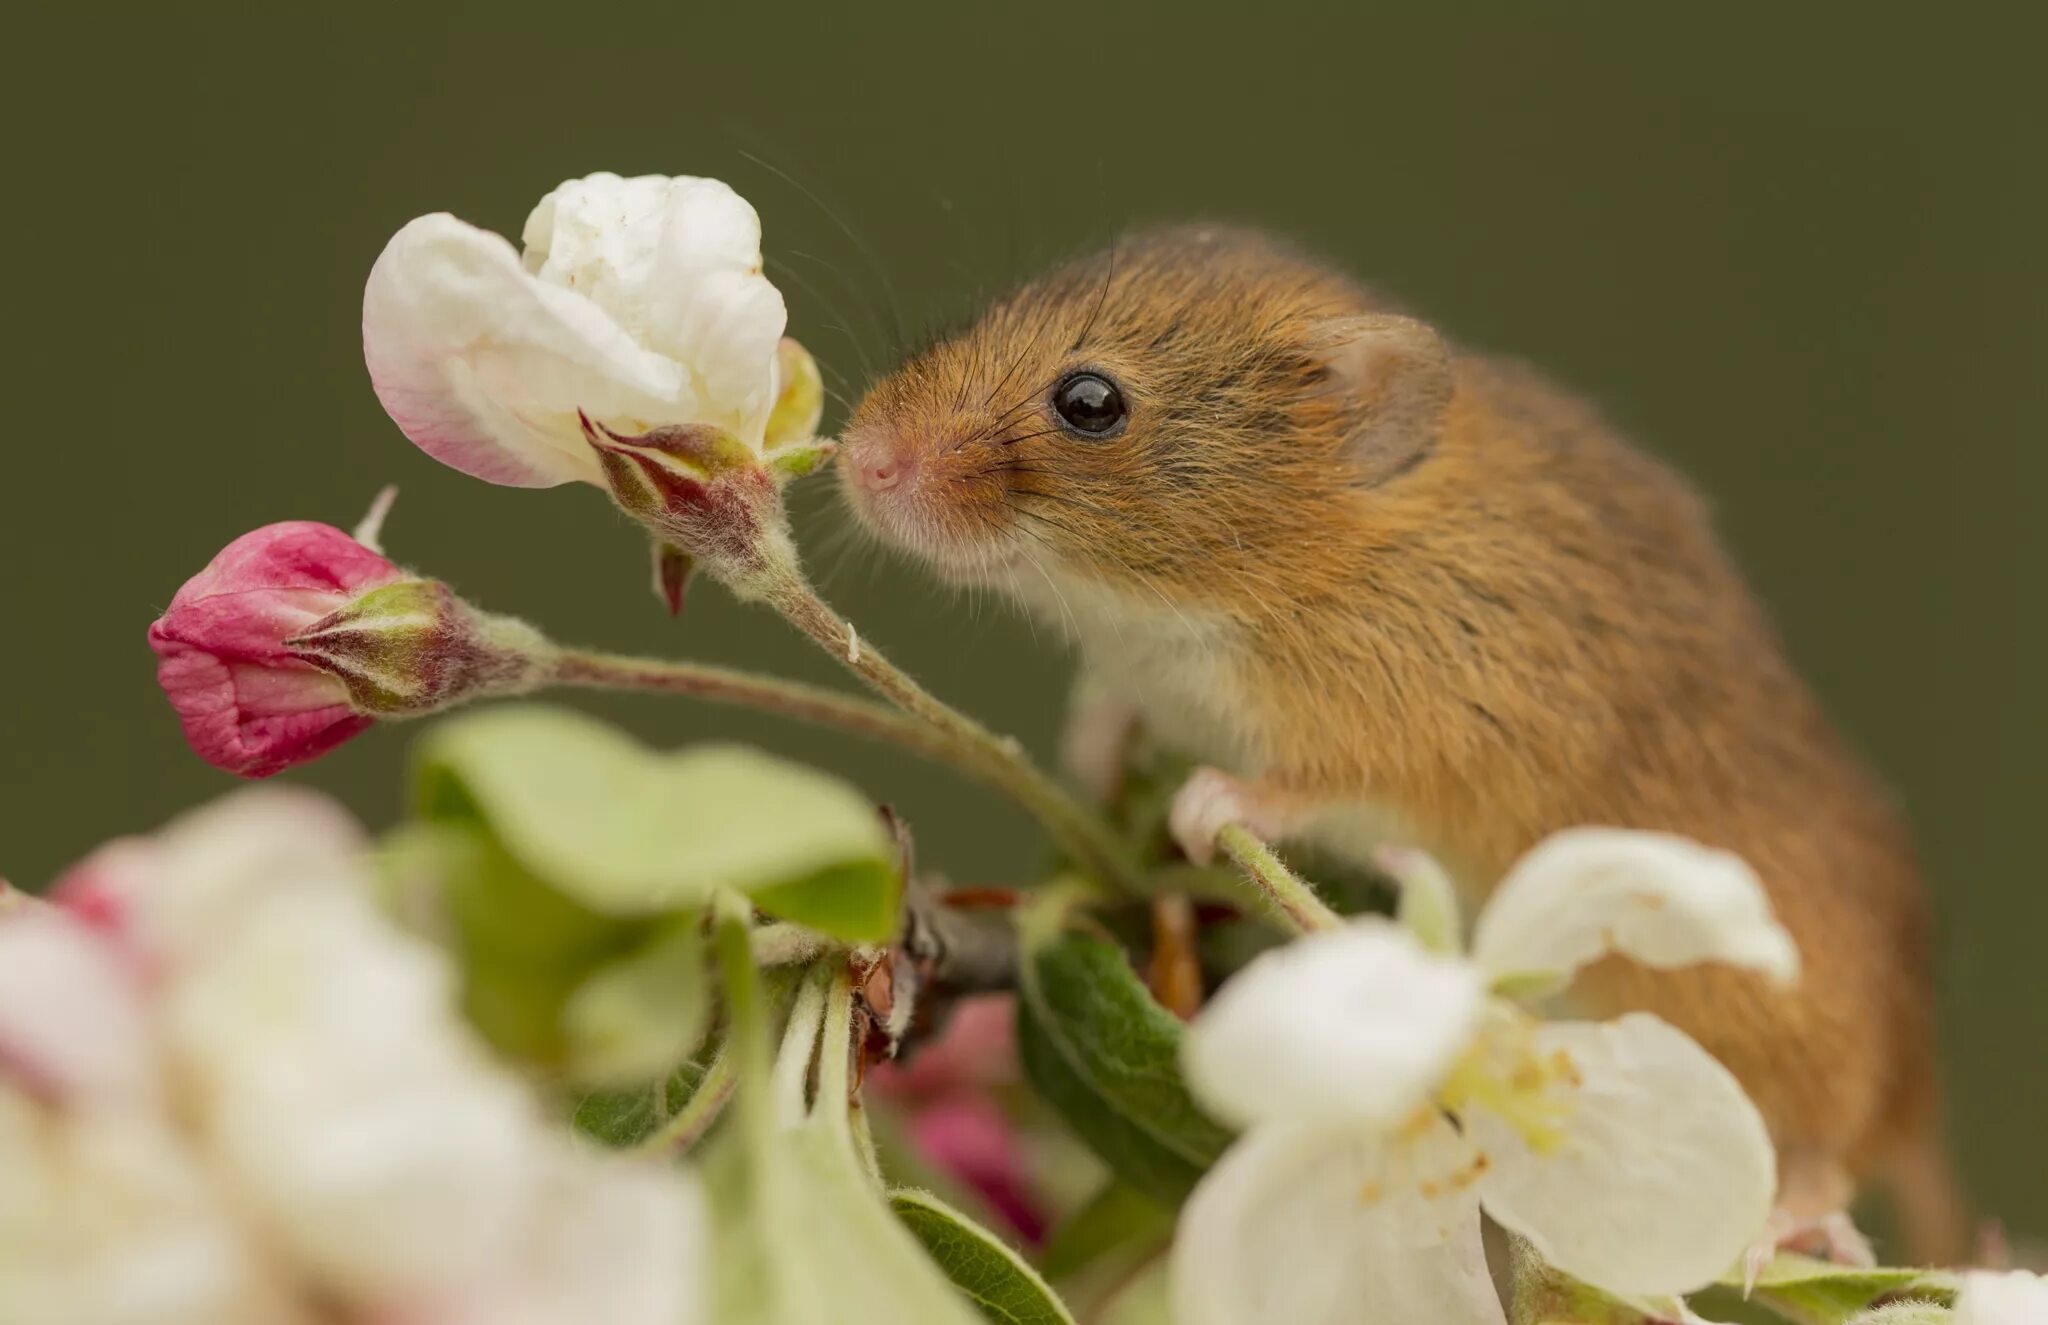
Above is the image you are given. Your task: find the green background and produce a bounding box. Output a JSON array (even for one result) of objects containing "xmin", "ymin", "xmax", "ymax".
[{"xmin": 3, "ymin": 4, "xmax": 2041, "ymax": 1241}]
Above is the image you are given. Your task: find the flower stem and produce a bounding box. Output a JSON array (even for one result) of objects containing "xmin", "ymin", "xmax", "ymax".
[
  {"xmin": 1215, "ymin": 824, "xmax": 1342, "ymax": 934},
  {"xmin": 756, "ymin": 569, "xmax": 1143, "ymax": 894},
  {"xmin": 815, "ymin": 963, "xmax": 858, "ymax": 1152},
  {"xmin": 713, "ymin": 900, "xmax": 773, "ymax": 1144},
  {"xmin": 551, "ymin": 645, "xmax": 1138, "ymax": 892},
  {"xmin": 637, "ymin": 1044, "xmax": 737, "ymax": 1159}
]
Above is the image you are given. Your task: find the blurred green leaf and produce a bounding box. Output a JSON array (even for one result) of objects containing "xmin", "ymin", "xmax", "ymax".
[
  {"xmin": 414, "ymin": 705, "xmax": 899, "ymax": 939},
  {"xmin": 563, "ymin": 920, "xmax": 708, "ymax": 1085},
  {"xmin": 1015, "ymin": 932, "xmax": 1233, "ymax": 1206},
  {"xmin": 703, "ymin": 1105, "xmax": 985, "ymax": 1324},
  {"xmin": 383, "ymin": 821, "xmax": 642, "ymax": 1068},
  {"xmin": 891, "ymin": 1188, "xmax": 1078, "ymax": 1325}
]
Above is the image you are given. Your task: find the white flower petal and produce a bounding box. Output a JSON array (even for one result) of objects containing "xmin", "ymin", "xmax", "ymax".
[
  {"xmin": 364, "ymin": 212, "xmax": 686, "ymax": 488},
  {"xmin": 0, "ymin": 1093, "xmax": 294, "ymax": 1325},
  {"xmin": 524, "ymin": 173, "xmax": 785, "ymax": 443},
  {"xmin": 131, "ymin": 785, "xmax": 367, "ymax": 963},
  {"xmin": 1468, "ymin": 1014, "xmax": 1776, "ymax": 1297},
  {"xmin": 1170, "ymin": 1119, "xmax": 1506, "ymax": 1325},
  {"xmin": 1183, "ymin": 918, "xmax": 1483, "ymax": 1129},
  {"xmin": 0, "ymin": 909, "xmax": 153, "ymax": 1104},
  {"xmin": 1471, "ymin": 828, "xmax": 1799, "ymax": 989},
  {"xmin": 169, "ymin": 881, "xmax": 537, "ymax": 1298},
  {"xmin": 439, "ymin": 1152, "xmax": 707, "ymax": 1325},
  {"xmin": 1957, "ymin": 1270, "xmax": 2048, "ymax": 1325}
]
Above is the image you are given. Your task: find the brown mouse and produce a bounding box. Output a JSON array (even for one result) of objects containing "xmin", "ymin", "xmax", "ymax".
[{"xmin": 836, "ymin": 226, "xmax": 1965, "ymax": 1262}]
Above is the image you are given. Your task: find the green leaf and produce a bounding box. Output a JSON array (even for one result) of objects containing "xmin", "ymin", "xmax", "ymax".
[
  {"xmin": 1014, "ymin": 932, "xmax": 1234, "ymax": 1206},
  {"xmin": 385, "ymin": 821, "xmax": 643, "ymax": 1067},
  {"xmin": 562, "ymin": 921, "xmax": 708, "ymax": 1085},
  {"xmin": 1720, "ymin": 1256, "xmax": 1957, "ymax": 1324},
  {"xmin": 572, "ymin": 1056, "xmax": 714, "ymax": 1148},
  {"xmin": 891, "ymin": 1189, "xmax": 1078, "ymax": 1325},
  {"xmin": 413, "ymin": 705, "xmax": 900, "ymax": 939}
]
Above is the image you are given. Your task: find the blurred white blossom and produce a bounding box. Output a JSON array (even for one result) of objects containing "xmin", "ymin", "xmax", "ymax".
[
  {"xmin": 1173, "ymin": 827, "xmax": 1797, "ymax": 1325},
  {"xmin": 0, "ymin": 786, "xmax": 704, "ymax": 1325},
  {"xmin": 1956, "ymin": 1269, "xmax": 2048, "ymax": 1325}
]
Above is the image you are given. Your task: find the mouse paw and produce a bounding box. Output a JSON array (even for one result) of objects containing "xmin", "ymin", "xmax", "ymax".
[
  {"xmin": 1169, "ymin": 767, "xmax": 1249, "ymax": 866},
  {"xmin": 1170, "ymin": 767, "xmax": 1302, "ymax": 866},
  {"xmin": 1741, "ymin": 1208, "xmax": 1877, "ymax": 1294},
  {"xmin": 1061, "ymin": 688, "xmax": 1140, "ymax": 804}
]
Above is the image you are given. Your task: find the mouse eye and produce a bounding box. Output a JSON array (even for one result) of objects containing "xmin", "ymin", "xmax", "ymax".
[{"xmin": 1051, "ymin": 371, "xmax": 1127, "ymax": 438}]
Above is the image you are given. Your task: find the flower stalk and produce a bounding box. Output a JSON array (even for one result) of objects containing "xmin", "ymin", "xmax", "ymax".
[
  {"xmin": 753, "ymin": 565, "xmax": 1142, "ymax": 895},
  {"xmin": 636, "ymin": 1044, "xmax": 738, "ymax": 1160},
  {"xmin": 1214, "ymin": 824, "xmax": 1342, "ymax": 934}
]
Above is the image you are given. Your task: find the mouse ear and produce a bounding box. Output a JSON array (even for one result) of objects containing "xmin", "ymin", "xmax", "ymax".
[{"xmin": 1308, "ymin": 314, "xmax": 1453, "ymax": 485}]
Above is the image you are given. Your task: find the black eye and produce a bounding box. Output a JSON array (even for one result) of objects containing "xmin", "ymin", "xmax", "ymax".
[{"xmin": 1051, "ymin": 371, "xmax": 1127, "ymax": 438}]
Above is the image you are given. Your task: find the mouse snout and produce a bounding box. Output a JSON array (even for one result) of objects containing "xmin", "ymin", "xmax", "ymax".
[{"xmin": 842, "ymin": 430, "xmax": 922, "ymax": 496}]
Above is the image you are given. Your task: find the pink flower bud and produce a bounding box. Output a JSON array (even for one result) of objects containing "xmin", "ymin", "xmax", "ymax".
[
  {"xmin": 149, "ymin": 523, "xmax": 403, "ymax": 777},
  {"xmin": 149, "ymin": 523, "xmax": 551, "ymax": 778}
]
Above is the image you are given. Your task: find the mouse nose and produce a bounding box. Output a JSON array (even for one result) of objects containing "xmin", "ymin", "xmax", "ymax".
[{"xmin": 848, "ymin": 436, "xmax": 918, "ymax": 494}]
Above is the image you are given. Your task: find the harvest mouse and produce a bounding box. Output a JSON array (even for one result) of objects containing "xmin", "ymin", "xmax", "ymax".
[{"xmin": 837, "ymin": 227, "xmax": 1963, "ymax": 1262}]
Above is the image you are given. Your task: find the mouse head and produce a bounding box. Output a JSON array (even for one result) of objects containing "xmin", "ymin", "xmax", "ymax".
[{"xmin": 840, "ymin": 227, "xmax": 1452, "ymax": 608}]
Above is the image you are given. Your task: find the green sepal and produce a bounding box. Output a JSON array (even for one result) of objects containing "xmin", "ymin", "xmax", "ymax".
[
  {"xmin": 766, "ymin": 438, "xmax": 837, "ymax": 485},
  {"xmin": 1717, "ymin": 1255, "xmax": 1957, "ymax": 1324}
]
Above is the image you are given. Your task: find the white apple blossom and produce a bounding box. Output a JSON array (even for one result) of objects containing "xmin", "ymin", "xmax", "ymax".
[
  {"xmin": 363, "ymin": 171, "xmax": 820, "ymax": 490},
  {"xmin": 0, "ymin": 786, "xmax": 706, "ymax": 1325},
  {"xmin": 1956, "ymin": 1270, "xmax": 2048, "ymax": 1325},
  {"xmin": 1173, "ymin": 827, "xmax": 1798, "ymax": 1325}
]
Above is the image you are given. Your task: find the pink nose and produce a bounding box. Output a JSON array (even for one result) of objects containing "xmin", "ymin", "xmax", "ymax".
[{"xmin": 851, "ymin": 443, "xmax": 915, "ymax": 494}]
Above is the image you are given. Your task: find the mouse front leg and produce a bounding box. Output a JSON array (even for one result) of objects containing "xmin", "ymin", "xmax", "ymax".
[
  {"xmin": 1168, "ymin": 766, "xmax": 1319, "ymax": 866},
  {"xmin": 1060, "ymin": 672, "xmax": 1142, "ymax": 803}
]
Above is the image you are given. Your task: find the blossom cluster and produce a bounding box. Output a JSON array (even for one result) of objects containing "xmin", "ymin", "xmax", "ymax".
[{"xmin": 0, "ymin": 787, "xmax": 702, "ymax": 1325}]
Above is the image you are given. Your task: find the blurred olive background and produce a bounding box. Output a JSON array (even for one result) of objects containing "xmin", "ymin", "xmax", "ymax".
[{"xmin": 3, "ymin": 2, "xmax": 2041, "ymax": 1237}]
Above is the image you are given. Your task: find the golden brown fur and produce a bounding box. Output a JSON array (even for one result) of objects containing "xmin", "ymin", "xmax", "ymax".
[{"xmin": 840, "ymin": 227, "xmax": 1955, "ymax": 1254}]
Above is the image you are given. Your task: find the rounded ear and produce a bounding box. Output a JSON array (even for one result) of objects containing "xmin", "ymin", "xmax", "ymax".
[{"xmin": 1309, "ymin": 314, "xmax": 1453, "ymax": 485}]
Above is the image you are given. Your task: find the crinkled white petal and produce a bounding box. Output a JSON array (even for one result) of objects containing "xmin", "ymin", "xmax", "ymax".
[
  {"xmin": 437, "ymin": 1151, "xmax": 707, "ymax": 1325},
  {"xmin": 1957, "ymin": 1270, "xmax": 2048, "ymax": 1325},
  {"xmin": 364, "ymin": 212, "xmax": 686, "ymax": 488},
  {"xmin": 168, "ymin": 882, "xmax": 537, "ymax": 1299},
  {"xmin": 1183, "ymin": 918, "xmax": 1484, "ymax": 1129},
  {"xmin": 1467, "ymin": 1014, "xmax": 1776, "ymax": 1297},
  {"xmin": 0, "ymin": 1090, "xmax": 300, "ymax": 1325},
  {"xmin": 1472, "ymin": 828, "xmax": 1799, "ymax": 990},
  {"xmin": 0, "ymin": 909, "xmax": 154, "ymax": 1104},
  {"xmin": 523, "ymin": 173, "xmax": 785, "ymax": 443},
  {"xmin": 1171, "ymin": 1118, "xmax": 1506, "ymax": 1325}
]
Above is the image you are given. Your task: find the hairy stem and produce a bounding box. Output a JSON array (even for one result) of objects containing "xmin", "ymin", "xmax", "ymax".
[
  {"xmin": 1215, "ymin": 824, "xmax": 1342, "ymax": 934},
  {"xmin": 636, "ymin": 1045, "xmax": 737, "ymax": 1159},
  {"xmin": 758, "ymin": 568, "xmax": 1143, "ymax": 894}
]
